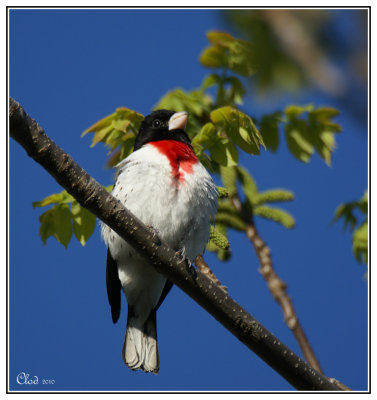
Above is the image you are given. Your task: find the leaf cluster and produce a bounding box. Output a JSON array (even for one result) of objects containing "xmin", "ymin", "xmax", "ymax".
[
  {"xmin": 199, "ymin": 32, "xmax": 341, "ymax": 166},
  {"xmin": 33, "ymin": 186, "xmax": 112, "ymax": 248},
  {"xmin": 206, "ymin": 165, "xmax": 295, "ymax": 261},
  {"xmin": 260, "ymin": 105, "xmax": 341, "ymax": 165},
  {"xmin": 333, "ymin": 191, "xmax": 368, "ymax": 265},
  {"xmin": 200, "ymin": 31, "xmax": 256, "ymax": 77},
  {"xmin": 33, "ymin": 29, "xmax": 342, "ymax": 263},
  {"xmin": 81, "ymin": 31, "xmax": 341, "ymax": 170},
  {"xmin": 82, "ymin": 107, "xmax": 143, "ymax": 167},
  {"xmin": 192, "ymin": 106, "xmax": 265, "ymax": 168}
]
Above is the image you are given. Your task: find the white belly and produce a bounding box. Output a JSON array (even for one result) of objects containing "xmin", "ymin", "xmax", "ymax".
[{"xmin": 101, "ymin": 144, "xmax": 217, "ymax": 317}]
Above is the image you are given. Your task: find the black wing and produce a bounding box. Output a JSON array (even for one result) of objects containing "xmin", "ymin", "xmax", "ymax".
[
  {"xmin": 154, "ymin": 280, "xmax": 173, "ymax": 311},
  {"xmin": 106, "ymin": 249, "xmax": 122, "ymax": 323}
]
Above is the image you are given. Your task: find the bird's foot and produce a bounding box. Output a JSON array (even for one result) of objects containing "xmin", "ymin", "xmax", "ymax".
[
  {"xmin": 146, "ymin": 225, "xmax": 161, "ymax": 245},
  {"xmin": 175, "ymin": 249, "xmax": 197, "ymax": 280}
]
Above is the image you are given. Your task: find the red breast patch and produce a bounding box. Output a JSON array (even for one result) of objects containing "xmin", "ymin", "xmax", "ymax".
[{"xmin": 150, "ymin": 140, "xmax": 198, "ymax": 183}]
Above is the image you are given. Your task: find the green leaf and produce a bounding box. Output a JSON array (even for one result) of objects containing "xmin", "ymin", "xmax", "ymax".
[
  {"xmin": 83, "ymin": 107, "xmax": 143, "ymax": 137},
  {"xmin": 254, "ymin": 189, "xmax": 294, "ymax": 205},
  {"xmin": 310, "ymin": 107, "xmax": 340, "ymax": 121},
  {"xmin": 90, "ymin": 124, "xmax": 114, "ymax": 147},
  {"xmin": 201, "ymin": 73, "xmax": 222, "ymax": 90},
  {"xmin": 210, "ymin": 106, "xmax": 264, "ymax": 155},
  {"xmin": 200, "ymin": 46, "xmax": 228, "ymax": 69},
  {"xmin": 283, "ymin": 104, "xmax": 341, "ymax": 165},
  {"xmin": 191, "ymin": 122, "xmax": 217, "ymax": 148},
  {"xmin": 307, "ymin": 107, "xmax": 341, "ymax": 166},
  {"xmin": 333, "ymin": 191, "xmax": 368, "ymax": 266},
  {"xmin": 155, "ymin": 88, "xmax": 213, "ymax": 140},
  {"xmin": 34, "ymin": 186, "xmax": 112, "ymax": 247},
  {"xmin": 207, "ymin": 31, "xmax": 235, "ymax": 45},
  {"xmin": 155, "ymin": 88, "xmax": 212, "ymax": 118},
  {"xmin": 199, "ymin": 31, "xmax": 233, "ymax": 70},
  {"xmin": 82, "ymin": 113, "xmax": 117, "ymax": 137},
  {"xmin": 115, "ymin": 107, "xmax": 144, "ymax": 123},
  {"xmin": 333, "ymin": 202, "xmax": 360, "ymax": 231},
  {"xmin": 119, "ymin": 135, "xmax": 136, "ymax": 159},
  {"xmin": 71, "ymin": 200, "xmax": 96, "ymax": 246},
  {"xmin": 259, "ymin": 112, "xmax": 281, "ymax": 152},
  {"xmin": 105, "ymin": 129, "xmax": 126, "ymax": 150},
  {"xmin": 82, "ymin": 107, "xmax": 143, "ymax": 167},
  {"xmin": 253, "ymin": 205, "xmax": 295, "ymax": 229},
  {"xmin": 52, "ymin": 205, "xmax": 73, "ymax": 248},
  {"xmin": 317, "ymin": 130, "xmax": 336, "ymax": 165},
  {"xmin": 225, "ymin": 76, "xmax": 245, "ymax": 105},
  {"xmin": 358, "ymin": 190, "xmax": 368, "ymax": 214},
  {"xmin": 285, "ymin": 121, "xmax": 314, "ymax": 163},
  {"xmin": 111, "ymin": 118, "xmax": 131, "ymax": 133},
  {"xmin": 208, "ymin": 139, "xmax": 238, "ymax": 167},
  {"xmin": 200, "ymin": 31, "xmax": 256, "ymax": 77},
  {"xmin": 83, "ymin": 107, "xmax": 142, "ymax": 148},
  {"xmin": 353, "ymin": 221, "xmax": 368, "ymax": 264},
  {"xmin": 333, "ymin": 191, "xmax": 368, "ymax": 232},
  {"xmin": 39, "ymin": 204, "xmax": 72, "ymax": 248},
  {"xmin": 285, "ymin": 104, "xmax": 314, "ymax": 119},
  {"xmin": 227, "ymin": 40, "xmax": 256, "ymax": 76},
  {"xmin": 33, "ymin": 190, "xmax": 74, "ymax": 208}
]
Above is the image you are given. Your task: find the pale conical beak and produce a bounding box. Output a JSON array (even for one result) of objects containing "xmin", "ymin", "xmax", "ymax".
[{"xmin": 168, "ymin": 111, "xmax": 188, "ymax": 131}]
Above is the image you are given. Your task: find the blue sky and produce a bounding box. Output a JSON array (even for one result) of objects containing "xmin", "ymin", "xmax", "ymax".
[{"xmin": 9, "ymin": 8, "xmax": 368, "ymax": 392}]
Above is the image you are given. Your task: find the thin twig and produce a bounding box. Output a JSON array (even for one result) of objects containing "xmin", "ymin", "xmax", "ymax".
[
  {"xmin": 195, "ymin": 255, "xmax": 228, "ymax": 294},
  {"xmin": 230, "ymin": 196, "xmax": 323, "ymax": 374},
  {"xmin": 245, "ymin": 222, "xmax": 323, "ymax": 373}
]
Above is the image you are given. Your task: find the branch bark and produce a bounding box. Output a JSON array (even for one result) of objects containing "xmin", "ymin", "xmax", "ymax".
[{"xmin": 9, "ymin": 97, "xmax": 342, "ymax": 391}]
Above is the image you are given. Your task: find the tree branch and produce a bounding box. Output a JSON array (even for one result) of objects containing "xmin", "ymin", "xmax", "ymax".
[
  {"xmin": 260, "ymin": 10, "xmax": 346, "ymax": 97},
  {"xmin": 246, "ymin": 222, "xmax": 323, "ymax": 373},
  {"xmin": 230, "ymin": 195, "xmax": 324, "ymax": 374},
  {"xmin": 9, "ymin": 97, "xmax": 342, "ymax": 391}
]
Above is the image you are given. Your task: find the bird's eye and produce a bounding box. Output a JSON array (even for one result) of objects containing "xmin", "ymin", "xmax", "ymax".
[{"xmin": 153, "ymin": 119, "xmax": 161, "ymax": 128}]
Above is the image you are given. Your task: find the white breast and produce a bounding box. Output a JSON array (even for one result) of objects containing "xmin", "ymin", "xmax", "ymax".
[{"xmin": 102, "ymin": 144, "xmax": 217, "ymax": 261}]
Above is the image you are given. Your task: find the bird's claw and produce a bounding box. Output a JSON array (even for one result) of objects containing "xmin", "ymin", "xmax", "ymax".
[
  {"xmin": 175, "ymin": 250, "xmax": 197, "ymax": 279},
  {"xmin": 175, "ymin": 249, "xmax": 186, "ymax": 263},
  {"xmin": 147, "ymin": 225, "xmax": 161, "ymax": 245}
]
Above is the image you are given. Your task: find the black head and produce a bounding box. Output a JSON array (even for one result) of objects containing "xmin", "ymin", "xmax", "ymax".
[{"xmin": 133, "ymin": 109, "xmax": 192, "ymax": 151}]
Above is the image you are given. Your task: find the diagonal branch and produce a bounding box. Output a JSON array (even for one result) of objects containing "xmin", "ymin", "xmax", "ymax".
[{"xmin": 9, "ymin": 97, "xmax": 342, "ymax": 391}]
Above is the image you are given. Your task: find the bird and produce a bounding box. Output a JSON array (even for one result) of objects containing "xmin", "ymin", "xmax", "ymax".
[{"xmin": 101, "ymin": 109, "xmax": 218, "ymax": 373}]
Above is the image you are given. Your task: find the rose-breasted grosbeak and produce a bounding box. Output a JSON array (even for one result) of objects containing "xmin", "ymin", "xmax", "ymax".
[{"xmin": 101, "ymin": 110, "xmax": 218, "ymax": 373}]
